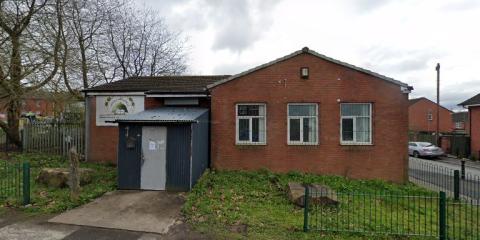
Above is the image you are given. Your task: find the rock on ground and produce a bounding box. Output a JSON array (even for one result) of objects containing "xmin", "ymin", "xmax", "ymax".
[
  {"xmin": 36, "ymin": 168, "xmax": 94, "ymax": 188},
  {"xmin": 287, "ymin": 182, "xmax": 339, "ymax": 207}
]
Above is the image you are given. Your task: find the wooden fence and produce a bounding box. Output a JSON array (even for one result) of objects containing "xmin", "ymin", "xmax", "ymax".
[{"xmin": 22, "ymin": 122, "xmax": 85, "ymax": 157}]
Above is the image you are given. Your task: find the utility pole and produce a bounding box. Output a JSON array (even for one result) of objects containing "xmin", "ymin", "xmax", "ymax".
[{"xmin": 436, "ymin": 63, "xmax": 440, "ymax": 146}]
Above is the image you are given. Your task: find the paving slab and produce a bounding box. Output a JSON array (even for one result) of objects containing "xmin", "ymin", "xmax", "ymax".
[
  {"xmin": 0, "ymin": 221, "xmax": 79, "ymax": 240},
  {"xmin": 49, "ymin": 190, "xmax": 184, "ymax": 234}
]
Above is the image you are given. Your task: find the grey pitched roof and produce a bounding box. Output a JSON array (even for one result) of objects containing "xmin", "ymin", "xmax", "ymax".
[
  {"xmin": 408, "ymin": 97, "xmax": 453, "ymax": 113},
  {"xmin": 459, "ymin": 93, "xmax": 480, "ymax": 106},
  {"xmin": 408, "ymin": 98, "xmax": 424, "ymax": 106},
  {"xmin": 114, "ymin": 107, "xmax": 208, "ymax": 123},
  {"xmin": 207, "ymin": 47, "xmax": 412, "ymax": 89},
  {"xmin": 84, "ymin": 75, "xmax": 230, "ymax": 93}
]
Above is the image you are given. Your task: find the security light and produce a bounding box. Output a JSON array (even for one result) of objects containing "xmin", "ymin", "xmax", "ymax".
[{"xmin": 300, "ymin": 67, "xmax": 309, "ymax": 79}]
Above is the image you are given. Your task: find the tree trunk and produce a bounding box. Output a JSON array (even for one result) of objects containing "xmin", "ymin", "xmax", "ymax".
[
  {"xmin": 6, "ymin": 99, "xmax": 21, "ymax": 146},
  {"xmin": 69, "ymin": 146, "xmax": 81, "ymax": 201},
  {"xmin": 4, "ymin": 34, "xmax": 23, "ymax": 147},
  {"xmin": 79, "ymin": 38, "xmax": 89, "ymax": 89}
]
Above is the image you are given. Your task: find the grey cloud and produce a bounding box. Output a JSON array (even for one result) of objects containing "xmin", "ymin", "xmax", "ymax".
[
  {"xmin": 350, "ymin": 0, "xmax": 393, "ymax": 13},
  {"xmin": 207, "ymin": 0, "xmax": 280, "ymax": 52},
  {"xmin": 440, "ymin": 0, "xmax": 480, "ymax": 11},
  {"xmin": 212, "ymin": 61, "xmax": 256, "ymax": 75},
  {"xmin": 146, "ymin": 0, "xmax": 281, "ymax": 52},
  {"xmin": 411, "ymin": 80, "xmax": 480, "ymax": 109},
  {"xmin": 362, "ymin": 47, "xmax": 443, "ymax": 74}
]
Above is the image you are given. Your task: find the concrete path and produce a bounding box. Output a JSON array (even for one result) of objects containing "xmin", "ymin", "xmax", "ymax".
[
  {"xmin": 49, "ymin": 191, "xmax": 184, "ymax": 234},
  {"xmin": 0, "ymin": 191, "xmax": 211, "ymax": 240}
]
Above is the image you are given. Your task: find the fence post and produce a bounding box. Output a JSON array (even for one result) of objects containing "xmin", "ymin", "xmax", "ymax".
[
  {"xmin": 22, "ymin": 162, "xmax": 30, "ymax": 205},
  {"xmin": 439, "ymin": 191, "xmax": 446, "ymax": 240},
  {"xmin": 453, "ymin": 170, "xmax": 460, "ymax": 201},
  {"xmin": 461, "ymin": 160, "xmax": 465, "ymax": 180},
  {"xmin": 303, "ymin": 185, "xmax": 309, "ymax": 232}
]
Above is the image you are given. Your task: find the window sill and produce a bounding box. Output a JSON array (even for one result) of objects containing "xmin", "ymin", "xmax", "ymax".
[
  {"xmin": 288, "ymin": 142, "xmax": 319, "ymax": 146},
  {"xmin": 236, "ymin": 143, "xmax": 267, "ymax": 146},
  {"xmin": 340, "ymin": 143, "xmax": 374, "ymax": 146}
]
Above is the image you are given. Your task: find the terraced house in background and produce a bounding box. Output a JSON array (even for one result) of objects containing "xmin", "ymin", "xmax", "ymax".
[
  {"xmin": 83, "ymin": 47, "xmax": 413, "ymax": 191},
  {"xmin": 460, "ymin": 93, "xmax": 480, "ymax": 159}
]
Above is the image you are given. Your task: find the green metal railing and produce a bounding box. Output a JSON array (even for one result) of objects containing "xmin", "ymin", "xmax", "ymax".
[
  {"xmin": 303, "ymin": 188, "xmax": 479, "ymax": 239},
  {"xmin": 0, "ymin": 161, "xmax": 30, "ymax": 205}
]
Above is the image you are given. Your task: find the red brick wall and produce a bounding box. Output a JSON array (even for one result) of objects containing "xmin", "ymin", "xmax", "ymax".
[
  {"xmin": 86, "ymin": 96, "xmax": 119, "ymax": 163},
  {"xmin": 210, "ymin": 53, "xmax": 409, "ymax": 183},
  {"xmin": 87, "ymin": 95, "xmax": 211, "ymax": 164},
  {"xmin": 470, "ymin": 106, "xmax": 480, "ymax": 158},
  {"xmin": 409, "ymin": 99, "xmax": 452, "ymax": 133},
  {"xmin": 22, "ymin": 98, "xmax": 55, "ymax": 116}
]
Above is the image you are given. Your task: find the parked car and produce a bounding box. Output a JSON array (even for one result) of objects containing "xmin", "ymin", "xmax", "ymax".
[{"xmin": 408, "ymin": 142, "xmax": 444, "ymax": 158}]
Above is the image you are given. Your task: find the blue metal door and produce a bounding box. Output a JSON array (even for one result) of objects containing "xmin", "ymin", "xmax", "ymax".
[{"xmin": 118, "ymin": 124, "xmax": 142, "ymax": 189}]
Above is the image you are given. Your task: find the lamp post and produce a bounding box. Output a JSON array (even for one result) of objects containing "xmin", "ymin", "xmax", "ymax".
[{"xmin": 436, "ymin": 63, "xmax": 440, "ymax": 146}]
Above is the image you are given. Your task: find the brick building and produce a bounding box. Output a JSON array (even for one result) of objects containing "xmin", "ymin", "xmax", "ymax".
[
  {"xmin": 460, "ymin": 94, "xmax": 480, "ymax": 159},
  {"xmin": 408, "ymin": 97, "xmax": 453, "ymax": 134},
  {"xmin": 84, "ymin": 47, "xmax": 413, "ymax": 183},
  {"xmin": 451, "ymin": 111, "xmax": 469, "ymax": 134}
]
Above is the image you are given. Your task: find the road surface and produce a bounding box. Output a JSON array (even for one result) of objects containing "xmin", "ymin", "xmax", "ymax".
[{"xmin": 409, "ymin": 156, "xmax": 480, "ymax": 200}]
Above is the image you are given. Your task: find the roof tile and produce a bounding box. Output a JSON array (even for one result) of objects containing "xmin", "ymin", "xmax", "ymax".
[{"xmin": 84, "ymin": 75, "xmax": 230, "ymax": 93}]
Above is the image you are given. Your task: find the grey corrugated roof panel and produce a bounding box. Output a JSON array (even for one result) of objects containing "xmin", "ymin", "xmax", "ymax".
[
  {"xmin": 459, "ymin": 93, "xmax": 480, "ymax": 106},
  {"xmin": 114, "ymin": 107, "xmax": 208, "ymax": 123},
  {"xmin": 84, "ymin": 75, "xmax": 230, "ymax": 92},
  {"xmin": 207, "ymin": 47, "xmax": 412, "ymax": 89}
]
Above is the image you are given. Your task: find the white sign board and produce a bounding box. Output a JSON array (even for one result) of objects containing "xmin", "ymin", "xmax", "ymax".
[{"xmin": 95, "ymin": 96, "xmax": 144, "ymax": 126}]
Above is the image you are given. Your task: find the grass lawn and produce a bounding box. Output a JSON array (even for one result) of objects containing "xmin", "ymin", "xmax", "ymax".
[
  {"xmin": 0, "ymin": 153, "xmax": 116, "ymax": 214},
  {"xmin": 183, "ymin": 170, "xmax": 479, "ymax": 240}
]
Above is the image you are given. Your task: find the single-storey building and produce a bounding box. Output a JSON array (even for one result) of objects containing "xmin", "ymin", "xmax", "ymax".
[
  {"xmin": 460, "ymin": 94, "xmax": 480, "ymax": 159},
  {"xmin": 84, "ymin": 47, "xmax": 413, "ymax": 189}
]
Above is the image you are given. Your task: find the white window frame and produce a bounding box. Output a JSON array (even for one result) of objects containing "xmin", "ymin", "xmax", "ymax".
[
  {"xmin": 235, "ymin": 103, "xmax": 267, "ymax": 145},
  {"xmin": 287, "ymin": 103, "xmax": 318, "ymax": 145},
  {"xmin": 340, "ymin": 103, "xmax": 373, "ymax": 145},
  {"xmin": 427, "ymin": 112, "xmax": 433, "ymax": 121},
  {"xmin": 455, "ymin": 122, "xmax": 463, "ymax": 129}
]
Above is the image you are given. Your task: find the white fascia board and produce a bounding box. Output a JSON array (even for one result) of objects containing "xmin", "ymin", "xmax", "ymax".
[
  {"xmin": 86, "ymin": 92, "xmax": 145, "ymax": 96},
  {"xmin": 465, "ymin": 104, "xmax": 480, "ymax": 108},
  {"xmin": 146, "ymin": 94, "xmax": 208, "ymax": 98}
]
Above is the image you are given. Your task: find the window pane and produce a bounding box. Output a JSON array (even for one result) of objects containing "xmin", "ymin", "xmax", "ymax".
[
  {"xmin": 355, "ymin": 117, "xmax": 370, "ymax": 142},
  {"xmin": 238, "ymin": 119, "xmax": 250, "ymax": 141},
  {"xmin": 238, "ymin": 105, "xmax": 264, "ymax": 116},
  {"xmin": 341, "ymin": 104, "xmax": 370, "ymax": 117},
  {"xmin": 289, "ymin": 118, "xmax": 300, "ymax": 141},
  {"xmin": 252, "ymin": 118, "xmax": 259, "ymax": 142},
  {"xmin": 258, "ymin": 118, "xmax": 265, "ymax": 142},
  {"xmin": 342, "ymin": 118, "xmax": 354, "ymax": 141},
  {"xmin": 303, "ymin": 118, "xmax": 316, "ymax": 142},
  {"xmin": 289, "ymin": 104, "xmax": 316, "ymax": 116}
]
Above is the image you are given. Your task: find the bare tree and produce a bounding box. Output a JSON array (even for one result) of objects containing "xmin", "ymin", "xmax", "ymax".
[
  {"xmin": 0, "ymin": 0, "xmax": 63, "ymax": 146},
  {"xmin": 59, "ymin": 0, "xmax": 186, "ymax": 94},
  {"xmin": 103, "ymin": 4, "xmax": 187, "ymax": 81},
  {"xmin": 0, "ymin": 0, "xmax": 187, "ymax": 147}
]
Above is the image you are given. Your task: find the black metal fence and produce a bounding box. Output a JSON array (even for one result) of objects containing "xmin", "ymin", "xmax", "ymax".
[
  {"xmin": 0, "ymin": 161, "xmax": 30, "ymax": 205},
  {"xmin": 303, "ymin": 189, "xmax": 479, "ymax": 239},
  {"xmin": 409, "ymin": 157, "xmax": 480, "ymax": 202}
]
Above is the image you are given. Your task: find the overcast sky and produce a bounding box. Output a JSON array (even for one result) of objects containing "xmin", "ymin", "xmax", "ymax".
[{"xmin": 139, "ymin": 0, "xmax": 480, "ymax": 110}]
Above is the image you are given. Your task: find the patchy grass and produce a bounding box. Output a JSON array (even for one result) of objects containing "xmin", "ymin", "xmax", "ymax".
[
  {"xmin": 184, "ymin": 170, "xmax": 477, "ymax": 239},
  {"xmin": 0, "ymin": 153, "xmax": 116, "ymax": 214}
]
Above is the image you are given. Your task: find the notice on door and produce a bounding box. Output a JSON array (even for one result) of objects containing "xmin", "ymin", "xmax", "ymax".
[{"xmin": 149, "ymin": 141, "xmax": 156, "ymax": 150}]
